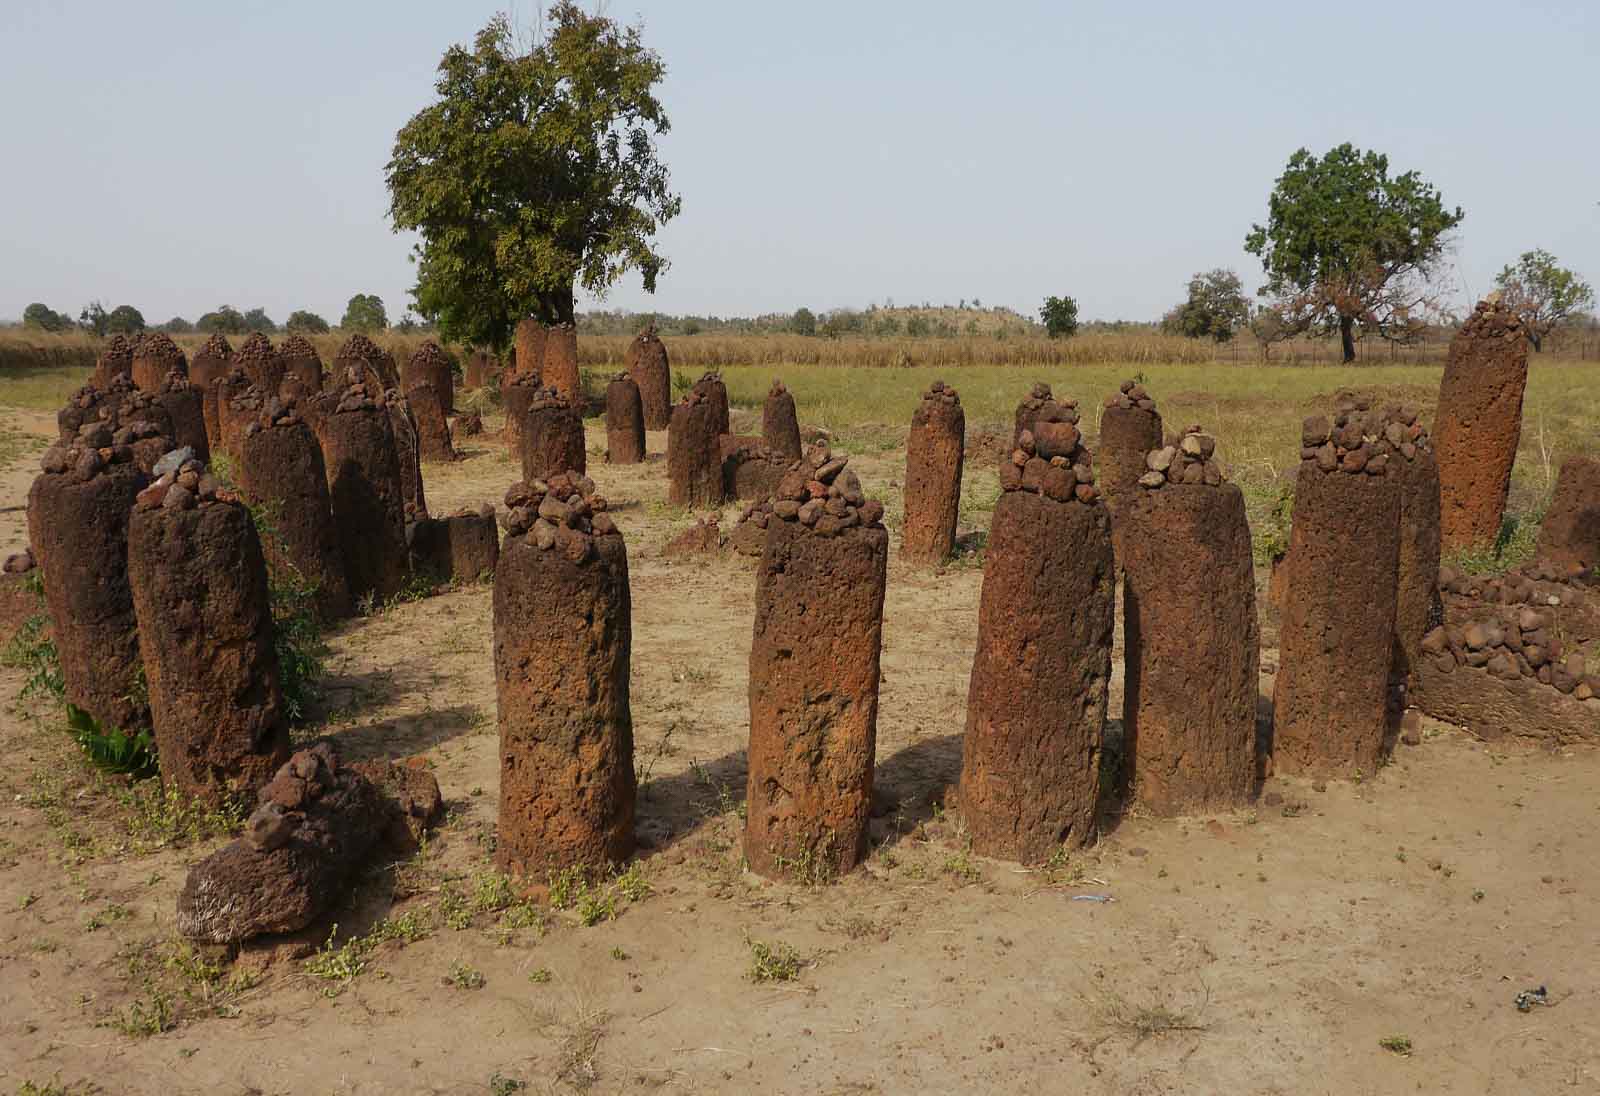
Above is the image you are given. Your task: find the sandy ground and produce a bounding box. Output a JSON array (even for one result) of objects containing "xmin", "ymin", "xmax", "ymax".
[{"xmin": 2, "ymin": 405, "xmax": 1597, "ymax": 1095}]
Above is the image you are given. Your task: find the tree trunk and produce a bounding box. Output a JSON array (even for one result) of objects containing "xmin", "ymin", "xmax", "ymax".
[
  {"xmin": 1340, "ymin": 315, "xmax": 1357, "ymax": 363},
  {"xmin": 1529, "ymin": 331, "xmax": 1543, "ymax": 353}
]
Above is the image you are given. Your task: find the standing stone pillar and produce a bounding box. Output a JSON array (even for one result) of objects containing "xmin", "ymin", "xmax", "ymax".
[
  {"xmin": 542, "ymin": 322, "xmax": 581, "ymax": 404},
  {"xmin": 234, "ymin": 333, "xmax": 284, "ymax": 396},
  {"xmin": 495, "ymin": 473, "xmax": 634, "ymax": 875},
  {"xmin": 155, "ymin": 373, "xmax": 209, "ymax": 463},
  {"xmin": 667, "ymin": 391, "xmax": 726, "ymax": 507},
  {"xmin": 514, "ymin": 319, "xmax": 546, "ymax": 378},
  {"xmin": 626, "ymin": 326, "xmax": 672, "ymax": 430},
  {"xmin": 960, "ymin": 426, "xmax": 1114, "ymax": 860},
  {"xmin": 744, "ymin": 448, "xmax": 888, "ymax": 880},
  {"xmin": 1536, "ymin": 457, "xmax": 1600, "ymax": 575},
  {"xmin": 1098, "ymin": 380, "xmax": 1165, "ymax": 521},
  {"xmin": 519, "ymin": 387, "xmax": 587, "ymax": 482},
  {"xmin": 1435, "ymin": 297, "xmax": 1529, "ymax": 551},
  {"xmin": 132, "ymin": 333, "xmax": 187, "ymax": 393},
  {"xmin": 94, "ymin": 334, "xmax": 135, "ymax": 388},
  {"xmin": 191, "ymin": 334, "xmax": 234, "ymax": 449},
  {"xmin": 502, "ymin": 373, "xmax": 540, "ymax": 458},
  {"xmin": 333, "ymin": 334, "xmax": 399, "ymax": 392},
  {"xmin": 762, "ymin": 379, "xmax": 802, "ymax": 460},
  {"xmin": 1273, "ymin": 413, "xmax": 1402, "ymax": 776},
  {"xmin": 901, "ymin": 381, "xmax": 965, "ymax": 563},
  {"xmin": 26, "ymin": 443, "xmax": 151, "ymax": 733},
  {"xmin": 691, "ymin": 372, "xmax": 730, "ymax": 436},
  {"xmin": 318, "ymin": 383, "xmax": 409, "ymax": 603},
  {"xmin": 403, "ymin": 341, "xmax": 455, "ymax": 413},
  {"xmin": 128, "ymin": 463, "xmax": 288, "ymax": 806},
  {"xmin": 464, "ymin": 348, "xmax": 493, "ymax": 390},
  {"xmin": 1121, "ymin": 429, "xmax": 1257, "ymax": 814},
  {"xmin": 238, "ymin": 404, "xmax": 353, "ymax": 621},
  {"xmin": 385, "ymin": 391, "xmax": 427, "ymax": 519},
  {"xmin": 1380, "ymin": 405, "xmax": 1441, "ymax": 693},
  {"xmin": 278, "ymin": 335, "xmax": 323, "ymax": 401},
  {"xmin": 406, "ymin": 382, "xmax": 457, "ymax": 463},
  {"xmin": 604, "ymin": 373, "xmax": 646, "ymax": 464},
  {"xmin": 215, "ymin": 368, "xmax": 257, "ymax": 455}
]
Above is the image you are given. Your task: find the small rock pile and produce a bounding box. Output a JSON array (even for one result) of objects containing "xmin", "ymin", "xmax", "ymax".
[
  {"xmin": 1423, "ymin": 606, "xmax": 1600, "ymax": 697},
  {"xmin": 278, "ymin": 334, "xmax": 323, "ymax": 398},
  {"xmin": 334, "ymin": 333, "xmax": 400, "ymax": 391},
  {"xmin": 234, "ymin": 332, "xmax": 283, "ymax": 392},
  {"xmin": 132, "ymin": 331, "xmax": 187, "ymax": 390},
  {"xmin": 1104, "ymin": 378, "xmax": 1157, "ymax": 412},
  {"xmin": 1137, "ymin": 426, "xmax": 1224, "ymax": 488},
  {"xmin": 1001, "ymin": 420, "xmax": 1100, "ymax": 504},
  {"xmin": 133, "ymin": 448, "xmax": 226, "ymax": 511},
  {"xmin": 735, "ymin": 445, "xmax": 886, "ymax": 539},
  {"xmin": 1013, "ymin": 382, "xmax": 1079, "ymax": 444},
  {"xmin": 41, "ymin": 416, "xmax": 167, "ymax": 481},
  {"xmin": 328, "ymin": 370, "xmax": 383, "ymax": 414},
  {"xmin": 242, "ymin": 393, "xmax": 308, "ymax": 438},
  {"xmin": 1299, "ymin": 397, "xmax": 1429, "ymax": 477},
  {"xmin": 502, "ymin": 472, "xmax": 618, "ymax": 560},
  {"xmin": 1438, "ymin": 562, "xmax": 1592, "ymax": 602},
  {"xmin": 94, "ymin": 333, "xmax": 135, "ymax": 386}
]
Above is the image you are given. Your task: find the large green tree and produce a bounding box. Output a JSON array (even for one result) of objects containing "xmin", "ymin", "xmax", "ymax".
[
  {"xmin": 242, "ymin": 307, "xmax": 276, "ymax": 333},
  {"xmin": 1245, "ymin": 143, "xmax": 1463, "ymax": 362},
  {"xmin": 197, "ymin": 305, "xmax": 248, "ymax": 334},
  {"xmin": 340, "ymin": 294, "xmax": 387, "ymax": 332},
  {"xmin": 106, "ymin": 305, "xmax": 146, "ymax": 334},
  {"xmin": 1164, "ymin": 268, "xmax": 1250, "ymax": 342},
  {"xmin": 22, "ymin": 303, "xmax": 71, "ymax": 332},
  {"xmin": 1494, "ymin": 249, "xmax": 1594, "ymax": 352},
  {"xmin": 285, "ymin": 309, "xmax": 331, "ymax": 334},
  {"xmin": 386, "ymin": 7, "xmax": 680, "ymax": 351},
  {"xmin": 1040, "ymin": 295, "xmax": 1079, "ymax": 339}
]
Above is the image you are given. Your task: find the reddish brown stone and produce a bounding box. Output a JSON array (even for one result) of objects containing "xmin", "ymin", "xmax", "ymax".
[
  {"xmin": 514, "ymin": 318, "xmax": 546, "ymax": 378},
  {"xmin": 901, "ymin": 383, "xmax": 965, "ymax": 563},
  {"xmin": 626, "ymin": 327, "xmax": 672, "ymax": 430},
  {"xmin": 154, "ymin": 374, "xmax": 209, "ymax": 463},
  {"xmin": 278, "ymin": 334, "xmax": 323, "ymax": 400},
  {"xmin": 385, "ymin": 394, "xmax": 427, "ymax": 517},
  {"xmin": 1098, "ymin": 403, "xmax": 1164, "ymax": 517},
  {"xmin": 318, "ymin": 400, "xmax": 408, "ymax": 603},
  {"xmin": 1435, "ymin": 299, "xmax": 1529, "ymax": 551},
  {"xmin": 26, "ymin": 459, "xmax": 149, "ymax": 732},
  {"xmin": 494, "ymin": 509, "xmax": 634, "ymax": 875},
  {"xmin": 1392, "ymin": 446, "xmax": 1442, "ymax": 690},
  {"xmin": 1272, "ymin": 462, "xmax": 1401, "ymax": 777},
  {"xmin": 238, "ymin": 417, "xmax": 353, "ymax": 621},
  {"xmin": 215, "ymin": 367, "xmax": 258, "ymax": 455},
  {"xmin": 662, "ymin": 518, "xmax": 723, "ymax": 558},
  {"xmin": 959, "ymin": 489, "xmax": 1114, "ymax": 860},
  {"xmin": 406, "ymin": 382, "xmax": 457, "ymax": 463},
  {"xmin": 721, "ymin": 437, "xmax": 789, "ymax": 501},
  {"xmin": 403, "ymin": 340, "xmax": 455, "ymax": 413},
  {"xmin": 128, "ymin": 491, "xmax": 287, "ymax": 806},
  {"xmin": 131, "ymin": 332, "xmax": 186, "ymax": 392},
  {"xmin": 332, "ymin": 334, "xmax": 399, "ymax": 392},
  {"xmin": 542, "ymin": 322, "xmax": 580, "ymax": 403},
  {"xmin": 520, "ymin": 392, "xmax": 587, "ymax": 482},
  {"xmin": 668, "ymin": 397, "xmax": 727, "ymax": 507},
  {"xmin": 1121, "ymin": 483, "xmax": 1258, "ymax": 814},
  {"xmin": 1414, "ymin": 652, "xmax": 1599, "ymax": 745},
  {"xmin": 605, "ymin": 374, "xmax": 646, "ymax": 464},
  {"xmin": 691, "ymin": 372, "xmax": 730, "ymax": 436},
  {"xmin": 93, "ymin": 334, "xmax": 136, "ymax": 388},
  {"xmin": 762, "ymin": 380, "xmax": 802, "ymax": 460},
  {"xmin": 464, "ymin": 348, "xmax": 495, "ymax": 390},
  {"xmin": 745, "ymin": 518, "xmax": 888, "ymax": 880},
  {"xmin": 1536, "ymin": 457, "xmax": 1600, "ymax": 572},
  {"xmin": 233, "ymin": 333, "xmax": 284, "ymax": 396}
]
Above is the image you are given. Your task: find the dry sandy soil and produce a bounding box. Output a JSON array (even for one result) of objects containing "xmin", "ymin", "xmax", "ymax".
[{"xmin": 1, "ymin": 402, "xmax": 1597, "ymax": 1095}]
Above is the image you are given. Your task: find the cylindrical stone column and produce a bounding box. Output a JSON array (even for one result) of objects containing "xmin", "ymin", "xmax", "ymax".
[
  {"xmin": 385, "ymin": 392, "xmax": 427, "ymax": 519},
  {"xmin": 1273, "ymin": 418, "xmax": 1401, "ymax": 777},
  {"xmin": 215, "ymin": 368, "xmax": 258, "ymax": 456},
  {"xmin": 514, "ymin": 319, "xmax": 546, "ymax": 378},
  {"xmin": 901, "ymin": 381, "xmax": 965, "ymax": 563},
  {"xmin": 234, "ymin": 333, "xmax": 284, "ymax": 397},
  {"xmin": 464, "ymin": 348, "xmax": 493, "ymax": 390},
  {"xmin": 191, "ymin": 334, "xmax": 233, "ymax": 449},
  {"xmin": 1536, "ymin": 456, "xmax": 1600, "ymax": 575},
  {"xmin": 542, "ymin": 322, "xmax": 580, "ymax": 404},
  {"xmin": 960, "ymin": 431, "xmax": 1114, "ymax": 860},
  {"xmin": 502, "ymin": 373, "xmax": 539, "ymax": 458},
  {"xmin": 333, "ymin": 334, "xmax": 399, "ymax": 392},
  {"xmin": 406, "ymin": 383, "xmax": 457, "ymax": 463},
  {"xmin": 132, "ymin": 332, "xmax": 186, "ymax": 393},
  {"xmin": 762, "ymin": 379, "xmax": 802, "ymax": 461},
  {"xmin": 604, "ymin": 373, "xmax": 645, "ymax": 464},
  {"xmin": 667, "ymin": 393, "xmax": 726, "ymax": 507},
  {"xmin": 26, "ymin": 446, "xmax": 150, "ymax": 733},
  {"xmin": 155, "ymin": 373, "xmax": 210, "ymax": 463},
  {"xmin": 318, "ymin": 387, "xmax": 409, "ymax": 603},
  {"xmin": 626, "ymin": 327, "xmax": 672, "ymax": 430},
  {"xmin": 1098, "ymin": 380, "xmax": 1165, "ymax": 519},
  {"xmin": 403, "ymin": 340, "xmax": 455, "ymax": 413},
  {"xmin": 238, "ymin": 409, "xmax": 353, "ymax": 621},
  {"xmin": 94, "ymin": 334, "xmax": 135, "ymax": 388},
  {"xmin": 520, "ymin": 388, "xmax": 587, "ymax": 482},
  {"xmin": 1435, "ymin": 297, "xmax": 1529, "ymax": 552},
  {"xmin": 691, "ymin": 372, "xmax": 730, "ymax": 436},
  {"xmin": 278, "ymin": 335, "xmax": 323, "ymax": 401},
  {"xmin": 744, "ymin": 449, "xmax": 888, "ymax": 880},
  {"xmin": 1383, "ymin": 408, "xmax": 1441, "ymax": 691},
  {"xmin": 1121, "ymin": 434, "xmax": 1257, "ymax": 815},
  {"xmin": 129, "ymin": 468, "xmax": 288, "ymax": 806},
  {"xmin": 495, "ymin": 475, "xmax": 634, "ymax": 875}
]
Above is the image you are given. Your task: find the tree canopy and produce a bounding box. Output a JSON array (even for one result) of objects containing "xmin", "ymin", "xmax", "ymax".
[
  {"xmin": 1244, "ymin": 143, "xmax": 1462, "ymax": 362},
  {"xmin": 341, "ymin": 294, "xmax": 387, "ymax": 332},
  {"xmin": 21, "ymin": 303, "xmax": 71, "ymax": 332},
  {"xmin": 106, "ymin": 305, "xmax": 146, "ymax": 334},
  {"xmin": 1040, "ymin": 295, "xmax": 1079, "ymax": 339},
  {"xmin": 1494, "ymin": 249, "xmax": 1594, "ymax": 352},
  {"xmin": 197, "ymin": 305, "xmax": 249, "ymax": 335},
  {"xmin": 386, "ymin": 6, "xmax": 681, "ymax": 350},
  {"xmin": 286, "ymin": 310, "xmax": 331, "ymax": 334},
  {"xmin": 242, "ymin": 307, "xmax": 276, "ymax": 333},
  {"xmin": 1163, "ymin": 269, "xmax": 1250, "ymax": 342}
]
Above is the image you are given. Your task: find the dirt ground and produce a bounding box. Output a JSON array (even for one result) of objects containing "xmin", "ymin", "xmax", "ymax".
[{"xmin": 2, "ymin": 401, "xmax": 1597, "ymax": 1096}]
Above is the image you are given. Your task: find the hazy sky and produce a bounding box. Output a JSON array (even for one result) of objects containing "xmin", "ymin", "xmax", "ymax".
[{"xmin": 3, "ymin": 0, "xmax": 1596, "ymax": 326}]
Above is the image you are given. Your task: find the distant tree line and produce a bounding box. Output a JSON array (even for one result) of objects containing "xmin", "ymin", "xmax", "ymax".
[{"xmin": 13, "ymin": 293, "xmax": 413, "ymax": 338}]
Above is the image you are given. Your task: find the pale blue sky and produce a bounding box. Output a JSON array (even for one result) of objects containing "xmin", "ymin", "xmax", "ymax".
[{"xmin": 2, "ymin": 0, "xmax": 1595, "ymax": 325}]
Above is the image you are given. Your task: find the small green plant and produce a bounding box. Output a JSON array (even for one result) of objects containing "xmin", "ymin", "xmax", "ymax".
[
  {"xmin": 111, "ymin": 985, "xmax": 176, "ymax": 1037},
  {"xmin": 612, "ymin": 862, "xmax": 651, "ymax": 903},
  {"xmin": 17, "ymin": 1076, "xmax": 98, "ymax": 1096},
  {"xmin": 1254, "ymin": 485, "xmax": 1295, "ymax": 564},
  {"xmin": 2, "ymin": 609, "xmax": 64, "ymax": 702},
  {"xmin": 303, "ymin": 925, "xmax": 372, "ymax": 997},
  {"xmin": 609, "ymin": 946, "xmax": 628, "ymax": 961},
  {"xmin": 576, "ymin": 887, "xmax": 616, "ymax": 927},
  {"xmin": 1444, "ymin": 509, "xmax": 1543, "ymax": 576},
  {"xmin": 527, "ymin": 967, "xmax": 553, "ymax": 984},
  {"xmin": 1379, "ymin": 1034, "xmax": 1413, "ymax": 1056},
  {"xmin": 942, "ymin": 848, "xmax": 983, "ymax": 884},
  {"xmin": 120, "ymin": 783, "xmax": 244, "ymax": 850},
  {"xmin": 746, "ymin": 936, "xmax": 803, "ymax": 983},
  {"xmin": 489, "ymin": 1074, "xmax": 528, "ymax": 1095},
  {"xmin": 447, "ymin": 960, "xmax": 486, "ymax": 990},
  {"xmin": 773, "ymin": 837, "xmax": 839, "ymax": 888},
  {"xmin": 64, "ymin": 704, "xmax": 157, "ymax": 777}
]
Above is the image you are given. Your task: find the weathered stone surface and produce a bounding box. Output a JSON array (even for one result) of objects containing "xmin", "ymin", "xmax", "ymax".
[
  {"xmin": 746, "ymin": 518, "xmax": 888, "ymax": 880},
  {"xmin": 233, "ymin": 333, "xmax": 284, "ymax": 398},
  {"xmin": 1098, "ymin": 386, "xmax": 1165, "ymax": 552},
  {"xmin": 495, "ymin": 487, "xmax": 634, "ymax": 876},
  {"xmin": 278, "ymin": 335, "xmax": 323, "ymax": 400},
  {"xmin": 463, "ymin": 348, "xmax": 495, "ymax": 390},
  {"xmin": 238, "ymin": 416, "xmax": 353, "ymax": 621},
  {"xmin": 959, "ymin": 489, "xmax": 1114, "ymax": 860},
  {"xmin": 542, "ymin": 322, "xmax": 580, "ymax": 403},
  {"xmin": 668, "ymin": 396, "xmax": 726, "ymax": 507},
  {"xmin": 625, "ymin": 326, "xmax": 672, "ymax": 430},
  {"xmin": 1272, "ymin": 461, "xmax": 1401, "ymax": 777},
  {"xmin": 131, "ymin": 332, "xmax": 186, "ymax": 392},
  {"xmin": 762, "ymin": 380, "xmax": 803, "ymax": 460},
  {"xmin": 402, "ymin": 340, "xmax": 455, "ymax": 413},
  {"xmin": 215, "ymin": 367, "xmax": 258, "ymax": 456},
  {"xmin": 317, "ymin": 397, "xmax": 408, "ymax": 603},
  {"xmin": 720, "ymin": 436, "xmax": 789, "ymax": 501},
  {"xmin": 94, "ymin": 334, "xmax": 136, "ymax": 388},
  {"xmin": 1435, "ymin": 298, "xmax": 1529, "ymax": 551},
  {"xmin": 1536, "ymin": 457, "xmax": 1600, "ymax": 572},
  {"xmin": 406, "ymin": 382, "xmax": 457, "ymax": 463},
  {"xmin": 409, "ymin": 507, "xmax": 499, "ymax": 582},
  {"xmin": 129, "ymin": 490, "xmax": 288, "ymax": 805},
  {"xmin": 514, "ymin": 319, "xmax": 546, "ymax": 378},
  {"xmin": 1414, "ymin": 649, "xmax": 1599, "ymax": 745},
  {"xmin": 189, "ymin": 335, "xmax": 233, "ymax": 447},
  {"xmin": 1392, "ymin": 444, "xmax": 1442, "ymax": 690},
  {"xmin": 502, "ymin": 373, "xmax": 540, "ymax": 457},
  {"xmin": 662, "ymin": 517, "xmax": 723, "ymax": 558},
  {"xmin": 520, "ymin": 391, "xmax": 587, "ymax": 482},
  {"xmin": 155, "ymin": 375, "xmax": 210, "ymax": 463},
  {"xmin": 332, "ymin": 334, "xmax": 399, "ymax": 393},
  {"xmin": 604, "ymin": 374, "xmax": 646, "ymax": 464},
  {"xmin": 1122, "ymin": 483, "xmax": 1258, "ymax": 814},
  {"xmin": 385, "ymin": 392, "xmax": 427, "ymax": 519},
  {"xmin": 901, "ymin": 381, "xmax": 964, "ymax": 563},
  {"xmin": 690, "ymin": 372, "xmax": 730, "ymax": 436}
]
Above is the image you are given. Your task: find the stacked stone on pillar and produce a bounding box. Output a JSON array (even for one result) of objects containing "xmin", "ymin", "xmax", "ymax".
[
  {"xmin": 690, "ymin": 371, "xmax": 731, "ymax": 436},
  {"xmin": 1099, "ymin": 379, "xmax": 1165, "ymax": 525},
  {"xmin": 514, "ymin": 319, "xmax": 546, "ymax": 378},
  {"xmin": 384, "ymin": 389, "xmax": 427, "ymax": 520},
  {"xmin": 26, "ymin": 439, "xmax": 154, "ymax": 734},
  {"xmin": 58, "ymin": 374, "xmax": 134, "ymax": 443},
  {"xmin": 1535, "ymin": 457, "xmax": 1600, "ymax": 575},
  {"xmin": 1012, "ymin": 382, "xmax": 1059, "ymax": 445},
  {"xmin": 1435, "ymin": 296, "xmax": 1529, "ymax": 552},
  {"xmin": 901, "ymin": 381, "xmax": 965, "ymax": 563},
  {"xmin": 495, "ymin": 472, "xmax": 633, "ymax": 875},
  {"xmin": 742, "ymin": 445, "xmax": 889, "ymax": 880},
  {"xmin": 1273, "ymin": 410, "xmax": 1402, "ymax": 777},
  {"xmin": 667, "ymin": 389, "xmax": 727, "ymax": 507},
  {"xmin": 1121, "ymin": 427, "xmax": 1257, "ymax": 814},
  {"xmin": 155, "ymin": 371, "xmax": 209, "ymax": 462},
  {"xmin": 762, "ymin": 379, "xmax": 803, "ymax": 460},
  {"xmin": 237, "ymin": 399, "xmax": 353, "ymax": 621},
  {"xmin": 128, "ymin": 458, "xmax": 288, "ymax": 806},
  {"xmin": 234, "ymin": 332, "xmax": 284, "ymax": 396},
  {"xmin": 542, "ymin": 322, "xmax": 581, "ymax": 404},
  {"xmin": 403, "ymin": 340, "xmax": 456, "ymax": 413},
  {"xmin": 318, "ymin": 378, "xmax": 409, "ymax": 604},
  {"xmin": 960, "ymin": 418, "xmax": 1114, "ymax": 860},
  {"xmin": 333, "ymin": 333, "xmax": 400, "ymax": 393},
  {"xmin": 604, "ymin": 373, "xmax": 646, "ymax": 464},
  {"xmin": 217, "ymin": 368, "xmax": 262, "ymax": 456},
  {"xmin": 191, "ymin": 334, "xmax": 234, "ymax": 449},
  {"xmin": 519, "ymin": 386, "xmax": 587, "ymax": 482},
  {"xmin": 278, "ymin": 334, "xmax": 323, "ymax": 401},
  {"xmin": 625, "ymin": 324, "xmax": 672, "ymax": 430},
  {"xmin": 94, "ymin": 334, "xmax": 136, "ymax": 388},
  {"xmin": 132, "ymin": 332, "xmax": 187, "ymax": 393}
]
